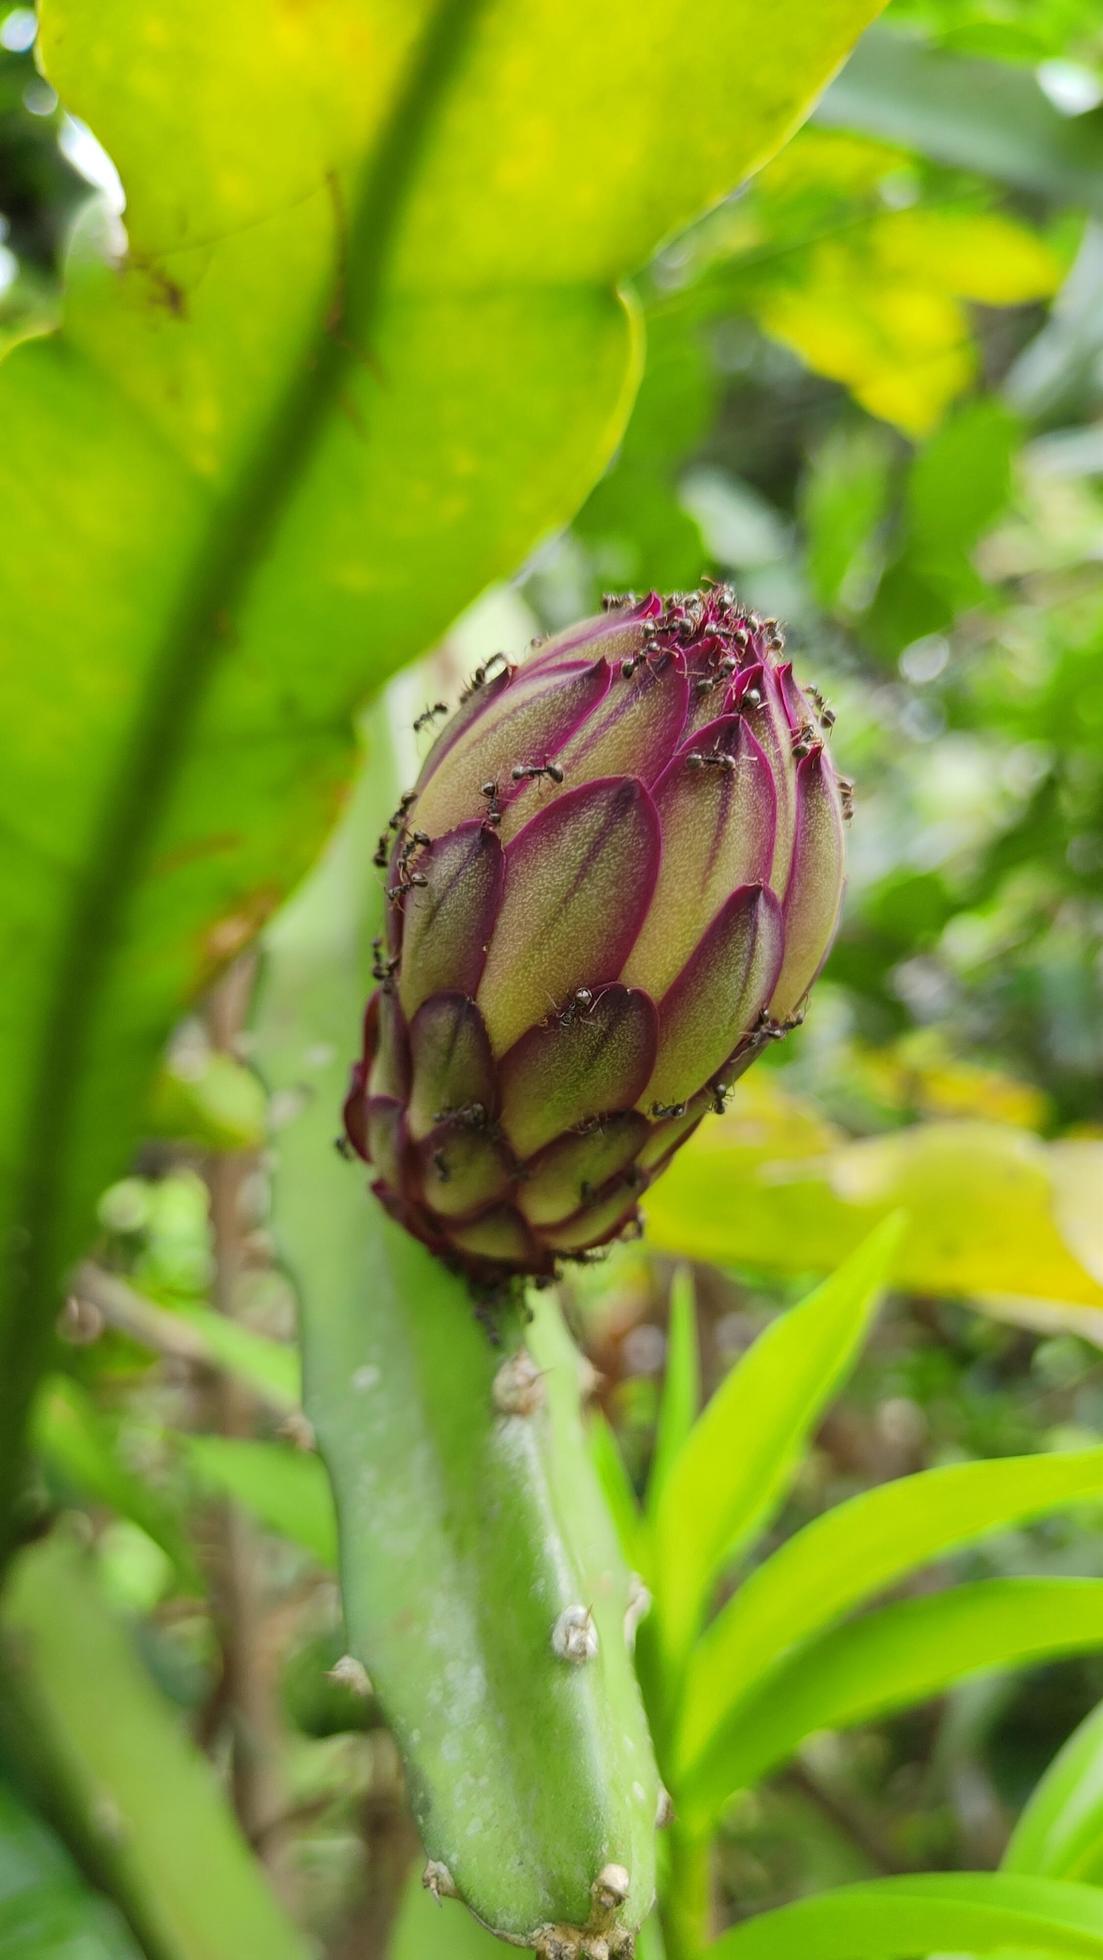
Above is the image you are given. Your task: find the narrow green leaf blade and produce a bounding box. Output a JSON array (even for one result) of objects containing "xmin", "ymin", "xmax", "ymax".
[
  {"xmin": 647, "ymin": 1266, "xmax": 700, "ymax": 1518},
  {"xmin": 650, "ymin": 1217, "xmax": 903, "ymax": 1682},
  {"xmin": 0, "ymin": 1780, "xmax": 143, "ymax": 1958},
  {"xmin": 1005, "ymin": 1698, "xmax": 1103, "ymax": 1885},
  {"xmin": 682, "ymin": 1579, "xmax": 1103, "ymax": 1829},
  {"xmin": 32, "ymin": 1374, "xmax": 202, "ymax": 1591},
  {"xmin": 1, "ymin": 1534, "xmax": 308, "ymax": 1960},
  {"xmin": 185, "ymin": 1436, "xmax": 338, "ymax": 1567},
  {"xmin": 710, "ymin": 1872, "xmax": 1103, "ymax": 1959},
  {"xmin": 679, "ymin": 1447, "xmax": 1103, "ymax": 1777},
  {"xmin": 590, "ymin": 1410, "xmax": 647, "ymax": 1577}
]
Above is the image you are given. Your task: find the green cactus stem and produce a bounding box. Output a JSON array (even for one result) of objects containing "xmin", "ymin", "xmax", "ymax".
[{"xmin": 256, "ymin": 756, "xmax": 660, "ymax": 1951}]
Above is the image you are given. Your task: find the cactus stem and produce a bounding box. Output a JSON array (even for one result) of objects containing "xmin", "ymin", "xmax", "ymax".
[
  {"xmin": 493, "ymin": 1347, "xmax": 546, "ymax": 1416},
  {"xmin": 551, "ymin": 1604, "xmax": 598, "ymax": 1665}
]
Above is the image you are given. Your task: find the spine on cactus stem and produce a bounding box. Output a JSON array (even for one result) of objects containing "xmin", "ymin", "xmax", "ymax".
[{"xmin": 346, "ymin": 585, "xmax": 847, "ymax": 1294}]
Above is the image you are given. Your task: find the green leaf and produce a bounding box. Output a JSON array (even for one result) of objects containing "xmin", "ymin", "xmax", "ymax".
[
  {"xmin": 709, "ymin": 1872, "xmax": 1103, "ymax": 1959},
  {"xmin": 0, "ymin": 0, "xmax": 887, "ymax": 1555},
  {"xmin": 678, "ymin": 1446, "xmax": 1103, "ymax": 1783},
  {"xmin": 647, "ymin": 1266, "xmax": 700, "ymax": 1518},
  {"xmin": 185, "ymin": 1436, "xmax": 338, "ymax": 1567},
  {"xmin": 645, "ymin": 1103, "xmax": 1103, "ymax": 1313},
  {"xmin": 1005, "ymin": 1697, "xmax": 1103, "ymax": 1885},
  {"xmin": 32, "ymin": 1374, "xmax": 202, "ymax": 1591},
  {"xmin": 648, "ymin": 1217, "xmax": 903, "ymax": 1687},
  {"xmin": 148, "ymin": 1049, "xmax": 268, "ymax": 1153},
  {"xmin": 681, "ymin": 1578, "xmax": 1103, "ymax": 1827},
  {"xmin": 1, "ymin": 1533, "xmax": 308, "ymax": 1960},
  {"xmin": 0, "ymin": 1778, "xmax": 143, "ymax": 1958},
  {"xmin": 589, "ymin": 1410, "xmax": 647, "ymax": 1576},
  {"xmin": 816, "ymin": 25, "xmax": 1103, "ymax": 216}
]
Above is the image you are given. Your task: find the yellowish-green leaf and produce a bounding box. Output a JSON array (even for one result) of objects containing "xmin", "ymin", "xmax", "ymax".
[
  {"xmin": 646, "ymin": 1095, "xmax": 1103, "ymax": 1312},
  {"xmin": 1005, "ymin": 1698, "xmax": 1103, "ymax": 1885}
]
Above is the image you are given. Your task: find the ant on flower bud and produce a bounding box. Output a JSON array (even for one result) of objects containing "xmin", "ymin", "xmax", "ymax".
[
  {"xmin": 334, "ymin": 1134, "xmax": 354, "ymax": 1160},
  {"xmin": 399, "ymin": 829, "xmax": 431, "ymax": 863},
  {"xmin": 387, "ymin": 790, "xmax": 417, "ymax": 831},
  {"xmin": 710, "ymin": 1081, "xmax": 730, "ymax": 1114},
  {"xmin": 511, "ymin": 760, "xmax": 564, "ymax": 785},
  {"xmin": 459, "ymin": 651, "xmax": 511, "ymax": 702},
  {"xmin": 557, "ymin": 987, "xmax": 594, "ymax": 1026},
  {"xmin": 412, "ymin": 700, "xmax": 448, "ymax": 733},
  {"xmin": 386, "ymin": 869, "xmax": 428, "ymax": 902},
  {"xmin": 650, "ymin": 1099, "xmax": 688, "ymax": 1120},
  {"xmin": 372, "ymin": 833, "xmax": 390, "ymax": 869},
  {"xmin": 479, "ymin": 779, "xmax": 503, "ymax": 827},
  {"xmin": 838, "ymin": 776, "xmax": 855, "ymax": 821}
]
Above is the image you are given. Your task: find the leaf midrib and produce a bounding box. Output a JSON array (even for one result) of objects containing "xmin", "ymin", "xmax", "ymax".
[{"xmin": 2, "ymin": 0, "xmax": 489, "ymax": 1546}]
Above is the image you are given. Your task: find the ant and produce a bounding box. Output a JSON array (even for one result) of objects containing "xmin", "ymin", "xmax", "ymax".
[
  {"xmin": 334, "ymin": 1135, "xmax": 355, "ymax": 1160},
  {"xmin": 459, "ymin": 651, "xmax": 511, "ymax": 702},
  {"xmin": 557, "ymin": 987, "xmax": 594, "ymax": 1027},
  {"xmin": 838, "ymin": 775, "xmax": 855, "ymax": 821},
  {"xmin": 710, "ymin": 1080, "xmax": 730, "ymax": 1115},
  {"xmin": 650, "ymin": 1099, "xmax": 688, "ymax": 1120},
  {"xmin": 400, "ymin": 829, "xmax": 431, "ymax": 863},
  {"xmin": 413, "ymin": 700, "xmax": 448, "ymax": 734},
  {"xmin": 431, "ymin": 1149, "xmax": 451, "ymax": 1183},
  {"xmin": 371, "ymin": 937, "xmax": 399, "ymax": 985},
  {"xmin": 372, "ymin": 832, "xmax": 391, "ymax": 869},
  {"xmin": 511, "ymin": 760, "xmax": 564, "ymax": 786},
  {"xmin": 386, "ymin": 868, "xmax": 427, "ymax": 903},
  {"xmin": 387, "ymin": 790, "xmax": 417, "ymax": 832},
  {"xmin": 686, "ymin": 749, "xmax": 736, "ymax": 773},
  {"xmin": 480, "ymin": 780, "xmax": 503, "ymax": 827}
]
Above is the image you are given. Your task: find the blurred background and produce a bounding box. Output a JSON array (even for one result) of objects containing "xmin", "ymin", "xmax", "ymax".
[{"xmin": 2, "ymin": 0, "xmax": 1103, "ymax": 1951}]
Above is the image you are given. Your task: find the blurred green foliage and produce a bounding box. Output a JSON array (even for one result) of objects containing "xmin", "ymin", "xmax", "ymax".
[{"xmin": 2, "ymin": 0, "xmax": 1103, "ymax": 1953}]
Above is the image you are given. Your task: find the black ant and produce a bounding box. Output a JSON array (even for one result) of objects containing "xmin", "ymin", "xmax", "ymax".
[
  {"xmin": 710, "ymin": 1081, "xmax": 730, "ymax": 1115},
  {"xmin": 557, "ymin": 987, "xmax": 594, "ymax": 1026},
  {"xmin": 838, "ymin": 776, "xmax": 855, "ymax": 821},
  {"xmin": 387, "ymin": 790, "xmax": 417, "ymax": 832},
  {"xmin": 400, "ymin": 829, "xmax": 432, "ymax": 863},
  {"xmin": 386, "ymin": 869, "xmax": 428, "ymax": 902},
  {"xmin": 371, "ymin": 937, "xmax": 399, "ymax": 985},
  {"xmin": 511, "ymin": 760, "xmax": 564, "ymax": 786},
  {"xmin": 650, "ymin": 1099, "xmax": 687, "ymax": 1120},
  {"xmin": 413, "ymin": 700, "xmax": 448, "ymax": 733},
  {"xmin": 480, "ymin": 780, "xmax": 503, "ymax": 827},
  {"xmin": 372, "ymin": 832, "xmax": 391, "ymax": 869},
  {"xmin": 459, "ymin": 651, "xmax": 511, "ymax": 702},
  {"xmin": 686, "ymin": 750, "xmax": 736, "ymax": 773},
  {"xmin": 334, "ymin": 1134, "xmax": 355, "ymax": 1160},
  {"xmin": 433, "ymin": 1100, "xmax": 490, "ymax": 1133}
]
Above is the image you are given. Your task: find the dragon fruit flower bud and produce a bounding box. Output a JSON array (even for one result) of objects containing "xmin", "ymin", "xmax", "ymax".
[{"xmin": 345, "ymin": 587, "xmax": 847, "ymax": 1286}]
